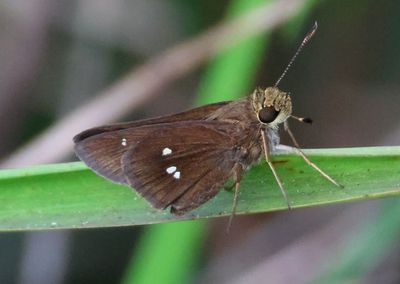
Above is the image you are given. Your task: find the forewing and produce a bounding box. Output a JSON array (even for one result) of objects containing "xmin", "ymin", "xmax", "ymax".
[
  {"xmin": 73, "ymin": 102, "xmax": 230, "ymax": 184},
  {"xmin": 74, "ymin": 127, "xmax": 153, "ymax": 184},
  {"xmin": 121, "ymin": 122, "xmax": 238, "ymax": 212},
  {"xmin": 73, "ymin": 101, "xmax": 229, "ymax": 142}
]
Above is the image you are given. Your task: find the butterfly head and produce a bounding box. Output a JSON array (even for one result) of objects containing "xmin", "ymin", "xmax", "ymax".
[{"xmin": 251, "ymin": 87, "xmax": 292, "ymax": 129}]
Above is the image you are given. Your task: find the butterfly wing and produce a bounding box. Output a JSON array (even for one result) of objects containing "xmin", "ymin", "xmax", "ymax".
[
  {"xmin": 74, "ymin": 126, "xmax": 153, "ymax": 184},
  {"xmin": 73, "ymin": 102, "xmax": 230, "ymax": 184},
  {"xmin": 73, "ymin": 101, "xmax": 229, "ymax": 142},
  {"xmin": 121, "ymin": 121, "xmax": 239, "ymax": 213}
]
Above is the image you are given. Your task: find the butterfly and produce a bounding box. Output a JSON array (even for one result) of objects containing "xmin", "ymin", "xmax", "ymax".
[{"xmin": 73, "ymin": 22, "xmax": 341, "ymax": 219}]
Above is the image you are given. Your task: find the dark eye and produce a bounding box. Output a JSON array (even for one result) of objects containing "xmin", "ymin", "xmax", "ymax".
[{"xmin": 258, "ymin": 106, "xmax": 279, "ymax": 123}]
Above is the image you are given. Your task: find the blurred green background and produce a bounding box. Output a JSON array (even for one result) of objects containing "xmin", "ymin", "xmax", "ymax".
[{"xmin": 0, "ymin": 0, "xmax": 399, "ymax": 283}]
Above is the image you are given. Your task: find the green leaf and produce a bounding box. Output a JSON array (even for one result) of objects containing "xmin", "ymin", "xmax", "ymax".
[{"xmin": 0, "ymin": 146, "xmax": 399, "ymax": 231}]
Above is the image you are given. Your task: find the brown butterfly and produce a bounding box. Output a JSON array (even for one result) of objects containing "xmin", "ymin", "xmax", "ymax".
[{"xmin": 73, "ymin": 22, "xmax": 341, "ymax": 219}]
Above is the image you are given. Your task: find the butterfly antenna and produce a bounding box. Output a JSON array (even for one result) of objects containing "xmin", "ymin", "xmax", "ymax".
[{"xmin": 274, "ymin": 21, "xmax": 318, "ymax": 87}]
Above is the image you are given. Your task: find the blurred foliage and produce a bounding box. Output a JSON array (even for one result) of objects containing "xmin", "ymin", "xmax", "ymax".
[{"xmin": 314, "ymin": 198, "xmax": 400, "ymax": 283}]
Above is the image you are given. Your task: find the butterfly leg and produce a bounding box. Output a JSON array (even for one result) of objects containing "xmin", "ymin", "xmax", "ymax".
[
  {"xmin": 261, "ymin": 130, "xmax": 292, "ymax": 209},
  {"xmin": 284, "ymin": 121, "xmax": 343, "ymax": 188},
  {"xmin": 227, "ymin": 163, "xmax": 242, "ymax": 233}
]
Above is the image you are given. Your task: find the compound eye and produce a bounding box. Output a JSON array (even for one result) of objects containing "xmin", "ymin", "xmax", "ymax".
[{"xmin": 258, "ymin": 106, "xmax": 279, "ymax": 123}]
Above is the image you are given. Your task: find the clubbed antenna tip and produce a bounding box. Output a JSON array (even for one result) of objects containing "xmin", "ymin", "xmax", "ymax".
[{"xmin": 274, "ymin": 21, "xmax": 318, "ymax": 87}]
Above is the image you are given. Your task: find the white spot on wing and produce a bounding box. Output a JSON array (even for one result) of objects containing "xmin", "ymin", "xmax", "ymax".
[
  {"xmin": 121, "ymin": 138, "xmax": 127, "ymax": 146},
  {"xmin": 166, "ymin": 166, "xmax": 177, "ymax": 174},
  {"xmin": 173, "ymin": 171, "xmax": 181, "ymax": 179},
  {"xmin": 162, "ymin": 147, "xmax": 172, "ymax": 156}
]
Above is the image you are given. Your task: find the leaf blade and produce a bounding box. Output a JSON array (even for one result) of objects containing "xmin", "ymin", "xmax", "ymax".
[{"xmin": 0, "ymin": 146, "xmax": 399, "ymax": 231}]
